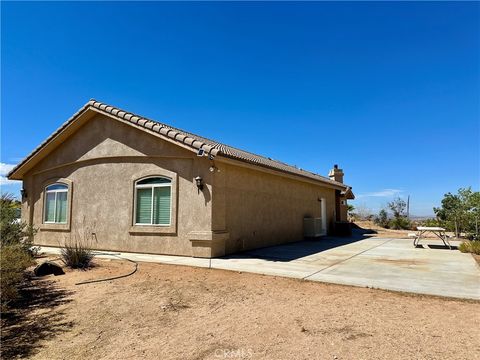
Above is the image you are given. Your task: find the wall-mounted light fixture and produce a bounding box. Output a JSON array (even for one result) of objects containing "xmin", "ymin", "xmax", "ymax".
[
  {"xmin": 20, "ymin": 188, "xmax": 27, "ymax": 199},
  {"xmin": 195, "ymin": 176, "xmax": 204, "ymax": 192}
]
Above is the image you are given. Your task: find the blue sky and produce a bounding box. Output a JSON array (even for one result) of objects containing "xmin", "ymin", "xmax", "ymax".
[{"xmin": 1, "ymin": 2, "xmax": 479, "ymax": 216}]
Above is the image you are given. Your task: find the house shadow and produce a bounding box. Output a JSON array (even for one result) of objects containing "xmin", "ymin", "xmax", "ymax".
[
  {"xmin": 1, "ymin": 275, "xmax": 74, "ymax": 359},
  {"xmin": 224, "ymin": 228, "xmax": 377, "ymax": 262}
]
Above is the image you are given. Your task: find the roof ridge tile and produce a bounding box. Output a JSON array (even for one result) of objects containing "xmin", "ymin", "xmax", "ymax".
[{"xmin": 8, "ymin": 99, "xmax": 348, "ymax": 189}]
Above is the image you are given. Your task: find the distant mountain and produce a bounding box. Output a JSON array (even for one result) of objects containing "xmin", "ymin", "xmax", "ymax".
[{"xmin": 409, "ymin": 215, "xmax": 436, "ymax": 220}]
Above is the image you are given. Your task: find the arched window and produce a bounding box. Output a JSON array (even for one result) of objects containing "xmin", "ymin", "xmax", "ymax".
[
  {"xmin": 44, "ymin": 183, "xmax": 68, "ymax": 223},
  {"xmin": 135, "ymin": 177, "xmax": 172, "ymax": 226}
]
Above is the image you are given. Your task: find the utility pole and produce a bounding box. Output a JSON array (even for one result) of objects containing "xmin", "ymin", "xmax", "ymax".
[{"xmin": 406, "ymin": 195, "xmax": 410, "ymax": 219}]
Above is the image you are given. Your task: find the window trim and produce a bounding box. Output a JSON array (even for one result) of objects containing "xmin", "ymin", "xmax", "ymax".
[
  {"xmin": 43, "ymin": 183, "xmax": 69, "ymax": 224},
  {"xmin": 39, "ymin": 177, "xmax": 73, "ymax": 232},
  {"xmin": 133, "ymin": 176, "xmax": 172, "ymax": 227},
  {"xmin": 129, "ymin": 169, "xmax": 177, "ymax": 235}
]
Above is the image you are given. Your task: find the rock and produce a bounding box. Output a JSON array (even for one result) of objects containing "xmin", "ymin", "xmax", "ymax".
[{"xmin": 34, "ymin": 261, "xmax": 65, "ymax": 276}]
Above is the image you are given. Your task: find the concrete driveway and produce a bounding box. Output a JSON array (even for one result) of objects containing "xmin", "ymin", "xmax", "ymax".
[
  {"xmin": 212, "ymin": 235, "xmax": 480, "ymax": 300},
  {"xmin": 39, "ymin": 234, "xmax": 480, "ymax": 300}
]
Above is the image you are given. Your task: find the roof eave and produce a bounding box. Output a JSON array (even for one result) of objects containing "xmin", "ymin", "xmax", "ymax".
[
  {"xmin": 7, "ymin": 102, "xmax": 94, "ymax": 180},
  {"xmin": 7, "ymin": 99, "xmax": 352, "ymax": 193},
  {"xmin": 341, "ymin": 187, "xmax": 355, "ymax": 200},
  {"xmin": 7, "ymin": 101, "xmax": 220, "ymax": 181},
  {"xmin": 215, "ymin": 155, "xmax": 349, "ymax": 191}
]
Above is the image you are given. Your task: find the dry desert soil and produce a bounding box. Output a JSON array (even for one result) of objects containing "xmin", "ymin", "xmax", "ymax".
[{"xmin": 1, "ymin": 256, "xmax": 479, "ymax": 360}]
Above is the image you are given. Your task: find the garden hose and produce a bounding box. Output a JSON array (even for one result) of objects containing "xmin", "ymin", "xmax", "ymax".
[{"xmin": 74, "ymin": 252, "xmax": 138, "ymax": 285}]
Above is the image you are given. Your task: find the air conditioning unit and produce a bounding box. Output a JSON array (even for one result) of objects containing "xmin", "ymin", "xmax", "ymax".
[{"xmin": 303, "ymin": 217, "xmax": 326, "ymax": 238}]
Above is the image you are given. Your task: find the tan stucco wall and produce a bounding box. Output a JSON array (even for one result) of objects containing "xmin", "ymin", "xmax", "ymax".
[
  {"xmin": 21, "ymin": 113, "xmax": 343, "ymax": 258},
  {"xmin": 340, "ymin": 201, "xmax": 349, "ymax": 222},
  {"xmin": 211, "ymin": 161, "xmax": 337, "ymax": 255},
  {"xmin": 23, "ymin": 114, "xmax": 214, "ymax": 257}
]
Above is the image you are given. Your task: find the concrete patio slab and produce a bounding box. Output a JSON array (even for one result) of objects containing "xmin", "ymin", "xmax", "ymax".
[
  {"xmin": 211, "ymin": 257, "xmax": 320, "ymax": 278},
  {"xmin": 37, "ymin": 235, "xmax": 480, "ymax": 300}
]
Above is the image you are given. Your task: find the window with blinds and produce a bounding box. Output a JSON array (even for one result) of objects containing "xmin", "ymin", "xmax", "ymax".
[
  {"xmin": 44, "ymin": 183, "xmax": 68, "ymax": 223},
  {"xmin": 135, "ymin": 177, "xmax": 172, "ymax": 226}
]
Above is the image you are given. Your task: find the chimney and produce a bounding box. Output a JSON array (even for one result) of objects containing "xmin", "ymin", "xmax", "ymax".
[{"xmin": 328, "ymin": 164, "xmax": 344, "ymax": 183}]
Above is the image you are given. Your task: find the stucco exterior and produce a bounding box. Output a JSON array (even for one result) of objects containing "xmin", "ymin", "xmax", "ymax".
[
  {"xmin": 22, "ymin": 114, "xmax": 212, "ymax": 255},
  {"xmin": 11, "ymin": 101, "xmax": 353, "ymax": 258},
  {"xmin": 212, "ymin": 162, "xmax": 337, "ymax": 255}
]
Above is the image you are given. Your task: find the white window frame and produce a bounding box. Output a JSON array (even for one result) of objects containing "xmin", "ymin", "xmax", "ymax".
[
  {"xmin": 43, "ymin": 183, "xmax": 68, "ymax": 224},
  {"xmin": 134, "ymin": 177, "xmax": 172, "ymax": 226}
]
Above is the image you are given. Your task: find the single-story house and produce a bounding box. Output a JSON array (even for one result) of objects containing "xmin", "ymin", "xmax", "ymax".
[{"xmin": 8, "ymin": 100, "xmax": 354, "ymax": 258}]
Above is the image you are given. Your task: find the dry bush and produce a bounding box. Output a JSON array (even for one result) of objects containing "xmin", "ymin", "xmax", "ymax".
[
  {"xmin": 60, "ymin": 240, "xmax": 94, "ymax": 269},
  {"xmin": 459, "ymin": 240, "xmax": 480, "ymax": 255},
  {"xmin": 60, "ymin": 218, "xmax": 96, "ymax": 269},
  {"xmin": 161, "ymin": 289, "xmax": 190, "ymax": 312},
  {"xmin": 353, "ymin": 204, "xmax": 374, "ymax": 221}
]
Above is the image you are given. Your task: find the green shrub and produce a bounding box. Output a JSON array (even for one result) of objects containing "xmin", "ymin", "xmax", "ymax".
[
  {"xmin": 459, "ymin": 240, "xmax": 480, "ymax": 255},
  {"xmin": 0, "ymin": 194, "xmax": 36, "ymax": 311},
  {"xmin": 374, "ymin": 209, "xmax": 389, "ymax": 228},
  {"xmin": 0, "ymin": 245, "xmax": 35, "ymax": 310},
  {"xmin": 60, "ymin": 239, "xmax": 94, "ymax": 269},
  {"xmin": 389, "ymin": 216, "xmax": 411, "ymax": 230},
  {"xmin": 0, "ymin": 193, "xmax": 36, "ymax": 252},
  {"xmin": 419, "ymin": 218, "xmax": 441, "ymax": 228}
]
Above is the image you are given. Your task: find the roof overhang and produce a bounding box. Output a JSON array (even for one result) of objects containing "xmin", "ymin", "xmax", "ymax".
[
  {"xmin": 341, "ymin": 187, "xmax": 355, "ymax": 200},
  {"xmin": 7, "ymin": 102, "xmax": 215, "ymax": 180},
  {"xmin": 8, "ymin": 100, "xmax": 352, "ymax": 193},
  {"xmin": 215, "ymin": 156, "xmax": 347, "ymax": 191},
  {"xmin": 8, "ymin": 104, "xmax": 93, "ymax": 180}
]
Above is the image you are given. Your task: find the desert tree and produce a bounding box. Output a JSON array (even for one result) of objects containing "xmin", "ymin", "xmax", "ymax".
[
  {"xmin": 385, "ymin": 197, "xmax": 410, "ymax": 230},
  {"xmin": 434, "ymin": 188, "xmax": 480, "ymax": 239}
]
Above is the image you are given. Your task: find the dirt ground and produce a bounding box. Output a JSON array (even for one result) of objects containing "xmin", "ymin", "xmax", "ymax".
[
  {"xmin": 2, "ymin": 256, "xmax": 479, "ymax": 360},
  {"xmin": 354, "ymin": 220, "xmax": 427, "ymax": 239}
]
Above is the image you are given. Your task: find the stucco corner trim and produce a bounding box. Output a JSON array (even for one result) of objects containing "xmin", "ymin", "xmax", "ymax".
[
  {"xmin": 188, "ymin": 230, "xmax": 229, "ymax": 258},
  {"xmin": 187, "ymin": 230, "xmax": 230, "ymax": 242}
]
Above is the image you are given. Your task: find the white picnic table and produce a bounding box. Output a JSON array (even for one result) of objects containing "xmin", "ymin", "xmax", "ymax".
[{"xmin": 413, "ymin": 226, "xmax": 452, "ymax": 249}]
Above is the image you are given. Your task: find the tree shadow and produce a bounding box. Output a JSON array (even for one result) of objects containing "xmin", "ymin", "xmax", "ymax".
[{"xmin": 1, "ymin": 274, "xmax": 74, "ymax": 359}]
